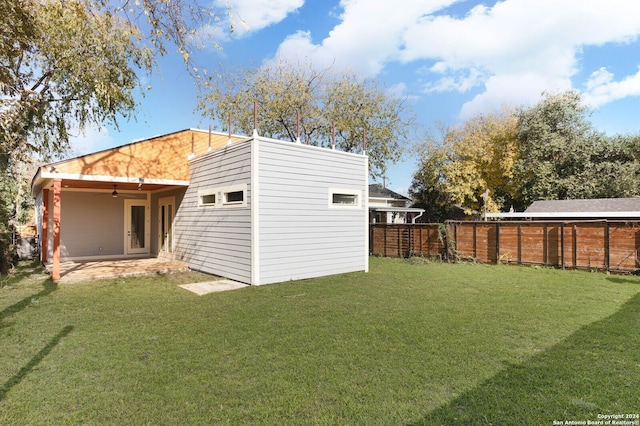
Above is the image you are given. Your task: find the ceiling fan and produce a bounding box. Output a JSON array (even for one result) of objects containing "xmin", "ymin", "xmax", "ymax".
[{"xmin": 95, "ymin": 185, "xmax": 141, "ymax": 198}]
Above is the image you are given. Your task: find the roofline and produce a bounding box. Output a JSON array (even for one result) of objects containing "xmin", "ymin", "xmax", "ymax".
[
  {"xmin": 41, "ymin": 128, "xmax": 246, "ymax": 169},
  {"xmin": 485, "ymin": 211, "xmax": 640, "ymax": 219},
  {"xmin": 369, "ymin": 207, "xmax": 425, "ymax": 213}
]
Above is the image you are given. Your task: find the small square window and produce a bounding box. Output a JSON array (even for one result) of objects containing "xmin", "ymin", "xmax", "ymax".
[
  {"xmin": 201, "ymin": 193, "xmax": 216, "ymax": 205},
  {"xmin": 225, "ymin": 190, "xmax": 244, "ymax": 204}
]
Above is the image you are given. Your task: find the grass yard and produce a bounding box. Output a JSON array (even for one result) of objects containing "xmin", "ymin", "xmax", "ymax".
[{"xmin": 0, "ymin": 257, "xmax": 638, "ymax": 425}]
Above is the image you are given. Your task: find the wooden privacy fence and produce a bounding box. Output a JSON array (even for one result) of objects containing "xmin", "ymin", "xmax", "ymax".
[{"xmin": 370, "ymin": 221, "xmax": 640, "ymax": 273}]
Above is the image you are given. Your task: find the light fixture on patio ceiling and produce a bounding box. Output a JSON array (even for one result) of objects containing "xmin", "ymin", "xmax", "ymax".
[{"xmin": 112, "ymin": 185, "xmax": 118, "ymax": 198}]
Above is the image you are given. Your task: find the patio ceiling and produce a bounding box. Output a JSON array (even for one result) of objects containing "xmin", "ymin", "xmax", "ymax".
[{"xmin": 57, "ymin": 178, "xmax": 180, "ymax": 192}]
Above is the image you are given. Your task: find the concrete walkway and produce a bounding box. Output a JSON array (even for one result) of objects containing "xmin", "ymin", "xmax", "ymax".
[{"xmin": 178, "ymin": 280, "xmax": 248, "ymax": 295}]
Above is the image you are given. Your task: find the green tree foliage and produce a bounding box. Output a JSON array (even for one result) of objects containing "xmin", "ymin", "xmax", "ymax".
[
  {"xmin": 411, "ymin": 91, "xmax": 640, "ymax": 217},
  {"xmin": 408, "ymin": 148, "xmax": 453, "ymax": 223},
  {"xmin": 513, "ymin": 91, "xmax": 640, "ymax": 207},
  {"xmin": 514, "ymin": 91, "xmax": 596, "ymax": 206},
  {"xmin": 198, "ymin": 61, "xmax": 415, "ymax": 179},
  {"xmin": 412, "ymin": 111, "xmax": 518, "ymax": 215},
  {"xmin": 1, "ymin": 0, "xmax": 226, "ymax": 161},
  {"xmin": 0, "ymin": 0, "xmax": 227, "ymax": 271}
]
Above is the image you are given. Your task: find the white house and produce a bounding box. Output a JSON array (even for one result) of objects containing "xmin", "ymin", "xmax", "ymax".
[{"xmin": 368, "ymin": 184, "xmax": 424, "ymax": 224}]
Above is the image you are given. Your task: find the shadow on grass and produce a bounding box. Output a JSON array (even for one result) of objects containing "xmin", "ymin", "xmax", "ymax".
[
  {"xmin": 0, "ymin": 324, "xmax": 74, "ymax": 401},
  {"xmin": 412, "ymin": 292, "xmax": 640, "ymax": 425},
  {"xmin": 606, "ymin": 276, "xmax": 640, "ymax": 285},
  {"xmin": 0, "ymin": 279, "xmax": 57, "ymax": 325},
  {"xmin": 0, "ymin": 259, "xmax": 47, "ymax": 286}
]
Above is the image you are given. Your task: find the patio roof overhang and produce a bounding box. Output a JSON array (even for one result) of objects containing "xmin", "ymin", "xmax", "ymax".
[{"xmin": 32, "ymin": 169, "xmax": 189, "ymax": 196}]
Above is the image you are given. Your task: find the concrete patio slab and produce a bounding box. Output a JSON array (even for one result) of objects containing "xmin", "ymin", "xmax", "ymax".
[
  {"xmin": 48, "ymin": 258, "xmax": 189, "ymax": 283},
  {"xmin": 179, "ymin": 280, "xmax": 248, "ymax": 295}
]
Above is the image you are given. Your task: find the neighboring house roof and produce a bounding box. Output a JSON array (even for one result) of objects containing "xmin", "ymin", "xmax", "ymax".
[
  {"xmin": 485, "ymin": 197, "xmax": 640, "ymax": 220},
  {"xmin": 525, "ymin": 198, "xmax": 640, "ymax": 213},
  {"xmin": 368, "ymin": 184, "xmax": 410, "ymax": 201}
]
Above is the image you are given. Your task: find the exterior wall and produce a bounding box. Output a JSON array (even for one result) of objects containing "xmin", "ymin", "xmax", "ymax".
[
  {"xmin": 173, "ymin": 141, "xmax": 252, "ymax": 283},
  {"xmin": 47, "ymin": 190, "xmax": 147, "ymax": 259},
  {"xmin": 255, "ymin": 139, "xmax": 368, "ymax": 285}
]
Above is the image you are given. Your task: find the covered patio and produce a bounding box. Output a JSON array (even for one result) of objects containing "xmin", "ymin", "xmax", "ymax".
[
  {"xmin": 46, "ymin": 257, "xmax": 189, "ymax": 284},
  {"xmin": 31, "ymin": 129, "xmax": 246, "ymax": 281}
]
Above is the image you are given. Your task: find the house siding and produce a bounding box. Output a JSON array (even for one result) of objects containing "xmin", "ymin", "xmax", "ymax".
[
  {"xmin": 173, "ymin": 141, "xmax": 252, "ymax": 283},
  {"xmin": 55, "ymin": 191, "xmax": 140, "ymax": 258},
  {"xmin": 256, "ymin": 139, "xmax": 368, "ymax": 285}
]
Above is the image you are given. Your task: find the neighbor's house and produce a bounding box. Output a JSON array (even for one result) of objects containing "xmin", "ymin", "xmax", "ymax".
[
  {"xmin": 31, "ymin": 129, "xmax": 369, "ymax": 284},
  {"xmin": 368, "ymin": 184, "xmax": 424, "ymax": 224},
  {"xmin": 484, "ymin": 198, "xmax": 640, "ymax": 220}
]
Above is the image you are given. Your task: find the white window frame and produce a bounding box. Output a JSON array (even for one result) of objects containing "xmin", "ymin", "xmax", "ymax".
[
  {"xmin": 198, "ymin": 189, "xmax": 218, "ymax": 207},
  {"xmin": 198, "ymin": 183, "xmax": 248, "ymax": 208},
  {"xmin": 328, "ymin": 188, "xmax": 361, "ymax": 209}
]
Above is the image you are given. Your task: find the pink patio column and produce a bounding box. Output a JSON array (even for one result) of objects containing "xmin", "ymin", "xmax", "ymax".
[
  {"xmin": 41, "ymin": 189, "xmax": 49, "ymax": 263},
  {"xmin": 52, "ymin": 178, "xmax": 61, "ymax": 281}
]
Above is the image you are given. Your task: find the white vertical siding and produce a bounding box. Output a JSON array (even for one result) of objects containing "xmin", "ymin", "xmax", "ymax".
[
  {"xmin": 255, "ymin": 138, "xmax": 368, "ymax": 285},
  {"xmin": 173, "ymin": 141, "xmax": 253, "ymax": 283}
]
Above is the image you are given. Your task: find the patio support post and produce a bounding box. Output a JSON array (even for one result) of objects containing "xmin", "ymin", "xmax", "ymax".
[
  {"xmin": 41, "ymin": 189, "xmax": 49, "ymax": 263},
  {"xmin": 52, "ymin": 178, "xmax": 62, "ymax": 280}
]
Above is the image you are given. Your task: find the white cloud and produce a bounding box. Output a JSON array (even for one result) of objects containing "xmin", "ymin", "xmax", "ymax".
[
  {"xmin": 220, "ymin": 0, "xmax": 304, "ymax": 38},
  {"xmin": 274, "ymin": 0, "xmax": 460, "ymax": 75},
  {"xmin": 271, "ymin": 0, "xmax": 640, "ymax": 116},
  {"xmin": 583, "ymin": 67, "xmax": 640, "ymax": 107},
  {"xmin": 459, "ymin": 72, "xmax": 571, "ymax": 119}
]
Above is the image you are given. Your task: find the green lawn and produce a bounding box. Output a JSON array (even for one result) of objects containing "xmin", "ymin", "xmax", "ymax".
[{"xmin": 1, "ymin": 258, "xmax": 638, "ymax": 425}]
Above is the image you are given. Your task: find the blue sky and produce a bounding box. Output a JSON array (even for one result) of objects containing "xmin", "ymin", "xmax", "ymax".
[{"xmin": 72, "ymin": 0, "xmax": 640, "ymax": 196}]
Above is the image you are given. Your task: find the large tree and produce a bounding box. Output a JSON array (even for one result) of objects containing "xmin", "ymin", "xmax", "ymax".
[
  {"xmin": 412, "ymin": 111, "xmax": 518, "ymax": 215},
  {"xmin": 0, "ymin": 0, "xmax": 227, "ymax": 273},
  {"xmin": 512, "ymin": 91, "xmax": 597, "ymax": 206},
  {"xmin": 1, "ymin": 0, "xmax": 226, "ymax": 162},
  {"xmin": 410, "ymin": 91, "xmax": 640, "ymax": 219},
  {"xmin": 512, "ymin": 91, "xmax": 640, "ymax": 206},
  {"xmin": 198, "ymin": 61, "xmax": 416, "ymax": 179}
]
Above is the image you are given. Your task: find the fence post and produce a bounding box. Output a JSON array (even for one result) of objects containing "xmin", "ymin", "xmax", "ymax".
[
  {"xmin": 473, "ymin": 222, "xmax": 477, "ymax": 259},
  {"xmin": 517, "ymin": 223, "xmax": 522, "ymax": 264},
  {"xmin": 543, "ymin": 224, "xmax": 548, "ymax": 266},
  {"xmin": 604, "ymin": 222, "xmax": 610, "ymax": 272},
  {"xmin": 572, "ymin": 225, "xmax": 577, "ymax": 269},
  {"xmin": 495, "ymin": 222, "xmax": 500, "ymax": 264},
  {"xmin": 561, "ymin": 222, "xmax": 565, "ymax": 270},
  {"xmin": 383, "ymin": 225, "xmax": 387, "ymax": 257}
]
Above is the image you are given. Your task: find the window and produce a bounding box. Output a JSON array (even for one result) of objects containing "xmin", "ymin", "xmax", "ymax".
[
  {"xmin": 201, "ymin": 193, "xmax": 216, "ymax": 205},
  {"xmin": 224, "ymin": 190, "xmax": 244, "ymax": 204},
  {"xmin": 333, "ymin": 193, "xmax": 358, "ymax": 205},
  {"xmin": 328, "ymin": 188, "xmax": 361, "ymax": 209},
  {"xmin": 198, "ymin": 189, "xmax": 217, "ymax": 207},
  {"xmin": 199, "ymin": 184, "xmax": 247, "ymax": 208}
]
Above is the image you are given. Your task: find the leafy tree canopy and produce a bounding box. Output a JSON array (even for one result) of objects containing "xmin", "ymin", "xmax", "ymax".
[
  {"xmin": 1, "ymin": 0, "xmax": 227, "ymax": 162},
  {"xmin": 411, "ymin": 91, "xmax": 640, "ymax": 216},
  {"xmin": 198, "ymin": 60, "xmax": 416, "ymax": 179},
  {"xmin": 412, "ymin": 110, "xmax": 518, "ymax": 215}
]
